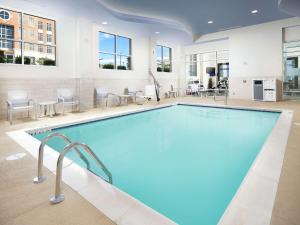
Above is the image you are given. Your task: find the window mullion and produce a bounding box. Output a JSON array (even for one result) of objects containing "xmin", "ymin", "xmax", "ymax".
[
  {"xmin": 161, "ymin": 46, "xmax": 164, "ymax": 71},
  {"xmin": 21, "ymin": 12, "xmax": 24, "ymax": 65},
  {"xmin": 114, "ymin": 35, "xmax": 117, "ymax": 70}
]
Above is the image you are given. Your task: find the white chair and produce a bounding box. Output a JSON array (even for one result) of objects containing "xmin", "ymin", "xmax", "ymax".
[
  {"xmin": 57, "ymin": 88, "xmax": 79, "ymax": 115},
  {"xmin": 190, "ymin": 84, "xmax": 199, "ymax": 96},
  {"xmin": 136, "ymin": 85, "xmax": 156, "ymax": 105},
  {"xmin": 6, "ymin": 90, "xmax": 36, "ymax": 124},
  {"xmin": 96, "ymin": 88, "xmax": 121, "ymax": 107},
  {"xmin": 95, "ymin": 88, "xmax": 109, "ymax": 107},
  {"xmin": 126, "ymin": 87, "xmax": 143, "ymax": 103},
  {"xmin": 168, "ymin": 85, "xmax": 177, "ymax": 98}
]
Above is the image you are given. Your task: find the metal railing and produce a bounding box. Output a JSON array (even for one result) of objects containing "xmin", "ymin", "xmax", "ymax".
[
  {"xmin": 149, "ymin": 70, "xmax": 161, "ymax": 102},
  {"xmin": 50, "ymin": 142, "xmax": 112, "ymax": 204},
  {"xmin": 213, "ymin": 89, "xmax": 229, "ymax": 105},
  {"xmin": 33, "ymin": 132, "xmax": 90, "ymax": 183}
]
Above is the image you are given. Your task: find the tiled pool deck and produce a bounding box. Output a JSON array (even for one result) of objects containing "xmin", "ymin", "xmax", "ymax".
[{"xmin": 1, "ymin": 97, "xmax": 299, "ymax": 225}]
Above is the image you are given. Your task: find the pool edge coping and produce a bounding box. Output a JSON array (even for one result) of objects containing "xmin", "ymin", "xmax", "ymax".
[{"xmin": 6, "ymin": 102, "xmax": 293, "ymax": 225}]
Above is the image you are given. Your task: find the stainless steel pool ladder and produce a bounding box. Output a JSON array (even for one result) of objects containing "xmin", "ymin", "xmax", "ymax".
[
  {"xmin": 50, "ymin": 142, "xmax": 112, "ymax": 204},
  {"xmin": 33, "ymin": 132, "xmax": 91, "ymax": 183}
]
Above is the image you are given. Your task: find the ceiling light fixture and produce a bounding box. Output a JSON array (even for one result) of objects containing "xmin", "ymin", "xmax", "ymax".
[
  {"xmin": 155, "ymin": 31, "xmax": 160, "ymax": 34},
  {"xmin": 102, "ymin": 21, "xmax": 108, "ymax": 25},
  {"xmin": 251, "ymin": 10, "xmax": 258, "ymax": 14},
  {"xmin": 208, "ymin": 20, "xmax": 213, "ymax": 24}
]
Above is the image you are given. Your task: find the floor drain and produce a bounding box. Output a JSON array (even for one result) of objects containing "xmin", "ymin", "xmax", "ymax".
[{"xmin": 6, "ymin": 153, "xmax": 27, "ymax": 161}]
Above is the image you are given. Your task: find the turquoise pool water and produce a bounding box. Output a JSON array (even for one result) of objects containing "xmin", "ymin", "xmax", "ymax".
[{"xmin": 33, "ymin": 105, "xmax": 280, "ymax": 225}]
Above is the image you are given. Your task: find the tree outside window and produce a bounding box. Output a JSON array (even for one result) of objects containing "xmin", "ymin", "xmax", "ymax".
[
  {"xmin": 99, "ymin": 31, "xmax": 132, "ymax": 70},
  {"xmin": 156, "ymin": 45, "xmax": 172, "ymax": 72}
]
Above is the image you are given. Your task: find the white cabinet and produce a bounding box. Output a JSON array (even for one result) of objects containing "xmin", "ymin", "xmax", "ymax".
[
  {"xmin": 253, "ymin": 78, "xmax": 282, "ymax": 102},
  {"xmin": 264, "ymin": 90, "xmax": 276, "ymax": 101}
]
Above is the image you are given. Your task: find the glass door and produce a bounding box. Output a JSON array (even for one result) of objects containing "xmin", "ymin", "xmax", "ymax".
[{"xmin": 283, "ymin": 41, "xmax": 300, "ymax": 100}]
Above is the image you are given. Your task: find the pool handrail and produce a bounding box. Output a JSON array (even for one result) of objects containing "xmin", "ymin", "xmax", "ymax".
[
  {"xmin": 50, "ymin": 142, "xmax": 112, "ymax": 204},
  {"xmin": 33, "ymin": 132, "xmax": 90, "ymax": 183}
]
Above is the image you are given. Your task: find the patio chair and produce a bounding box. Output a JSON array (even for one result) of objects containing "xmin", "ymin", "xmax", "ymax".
[
  {"xmin": 190, "ymin": 84, "xmax": 199, "ymax": 96},
  {"xmin": 136, "ymin": 85, "xmax": 156, "ymax": 105},
  {"xmin": 95, "ymin": 88, "xmax": 109, "ymax": 107},
  {"xmin": 96, "ymin": 88, "xmax": 122, "ymax": 107},
  {"xmin": 168, "ymin": 85, "xmax": 177, "ymax": 98},
  {"xmin": 57, "ymin": 88, "xmax": 79, "ymax": 115},
  {"xmin": 6, "ymin": 90, "xmax": 36, "ymax": 125},
  {"xmin": 126, "ymin": 87, "xmax": 143, "ymax": 103}
]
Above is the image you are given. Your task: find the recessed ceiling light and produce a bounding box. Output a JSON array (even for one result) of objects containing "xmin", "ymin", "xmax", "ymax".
[
  {"xmin": 251, "ymin": 10, "xmax": 258, "ymax": 14},
  {"xmin": 102, "ymin": 21, "xmax": 108, "ymax": 25},
  {"xmin": 155, "ymin": 31, "xmax": 160, "ymax": 34},
  {"xmin": 208, "ymin": 20, "xmax": 213, "ymax": 24}
]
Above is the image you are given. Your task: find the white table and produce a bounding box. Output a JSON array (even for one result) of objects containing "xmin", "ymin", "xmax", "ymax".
[
  {"xmin": 38, "ymin": 101, "xmax": 58, "ymax": 117},
  {"xmin": 118, "ymin": 95, "xmax": 131, "ymax": 106}
]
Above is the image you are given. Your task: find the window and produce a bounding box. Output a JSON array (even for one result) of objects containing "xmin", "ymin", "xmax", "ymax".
[
  {"xmin": 29, "ymin": 29, "xmax": 34, "ymax": 41},
  {"xmin": 0, "ymin": 10, "xmax": 10, "ymax": 20},
  {"xmin": 0, "ymin": 24, "xmax": 13, "ymax": 49},
  {"xmin": 38, "ymin": 33, "xmax": 43, "ymax": 42},
  {"xmin": 98, "ymin": 31, "xmax": 132, "ymax": 70},
  {"xmin": 38, "ymin": 21, "xmax": 43, "ymax": 30},
  {"xmin": 46, "ymin": 23, "xmax": 52, "ymax": 32},
  {"xmin": 38, "ymin": 44, "xmax": 43, "ymax": 53},
  {"xmin": 28, "ymin": 16, "xmax": 34, "ymax": 26},
  {"xmin": 0, "ymin": 8, "xmax": 56, "ymax": 65},
  {"xmin": 47, "ymin": 45, "xmax": 52, "ymax": 54},
  {"xmin": 156, "ymin": 45, "xmax": 172, "ymax": 72},
  {"xmin": 29, "ymin": 43, "xmax": 34, "ymax": 51},
  {"xmin": 185, "ymin": 51, "xmax": 229, "ymax": 90},
  {"xmin": 46, "ymin": 34, "xmax": 52, "ymax": 43},
  {"xmin": 0, "ymin": 24, "xmax": 13, "ymax": 39}
]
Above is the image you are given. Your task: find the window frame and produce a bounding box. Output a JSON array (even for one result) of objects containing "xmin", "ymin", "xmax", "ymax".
[
  {"xmin": 46, "ymin": 34, "xmax": 52, "ymax": 43},
  {"xmin": 38, "ymin": 32, "xmax": 43, "ymax": 42},
  {"xmin": 0, "ymin": 24, "xmax": 14, "ymax": 49},
  {"xmin": 38, "ymin": 20, "xmax": 43, "ymax": 30},
  {"xmin": 0, "ymin": 9, "xmax": 10, "ymax": 20},
  {"xmin": 28, "ymin": 16, "xmax": 35, "ymax": 27},
  {"xmin": 98, "ymin": 31, "xmax": 132, "ymax": 70},
  {"xmin": 46, "ymin": 23, "xmax": 52, "ymax": 32},
  {"xmin": 0, "ymin": 7, "xmax": 57, "ymax": 66},
  {"xmin": 156, "ymin": 45, "xmax": 172, "ymax": 73}
]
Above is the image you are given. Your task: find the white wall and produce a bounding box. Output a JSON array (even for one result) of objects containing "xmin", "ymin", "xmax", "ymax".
[
  {"xmin": 0, "ymin": 1, "xmax": 184, "ymax": 118},
  {"xmin": 284, "ymin": 25, "xmax": 300, "ymax": 42},
  {"xmin": 184, "ymin": 17, "xmax": 300, "ymax": 99}
]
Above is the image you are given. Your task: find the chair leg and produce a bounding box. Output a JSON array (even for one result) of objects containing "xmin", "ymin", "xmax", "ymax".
[
  {"xmin": 9, "ymin": 109, "xmax": 12, "ymax": 125},
  {"xmin": 34, "ymin": 106, "xmax": 37, "ymax": 120},
  {"xmin": 54, "ymin": 104, "xmax": 57, "ymax": 115}
]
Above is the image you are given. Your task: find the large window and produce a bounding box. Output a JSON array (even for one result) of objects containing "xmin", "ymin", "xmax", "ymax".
[
  {"xmin": 156, "ymin": 45, "xmax": 172, "ymax": 72},
  {"xmin": 98, "ymin": 31, "xmax": 132, "ymax": 70},
  {"xmin": 283, "ymin": 41, "xmax": 300, "ymax": 100},
  {"xmin": 0, "ymin": 24, "xmax": 13, "ymax": 49},
  {"xmin": 0, "ymin": 7, "xmax": 56, "ymax": 66},
  {"xmin": 185, "ymin": 50, "xmax": 229, "ymax": 89}
]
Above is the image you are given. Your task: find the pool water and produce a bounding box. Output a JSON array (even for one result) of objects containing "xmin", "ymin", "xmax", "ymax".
[{"xmin": 34, "ymin": 105, "xmax": 280, "ymax": 225}]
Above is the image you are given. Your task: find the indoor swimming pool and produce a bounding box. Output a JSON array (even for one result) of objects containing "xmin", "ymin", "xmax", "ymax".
[{"xmin": 33, "ymin": 104, "xmax": 280, "ymax": 225}]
